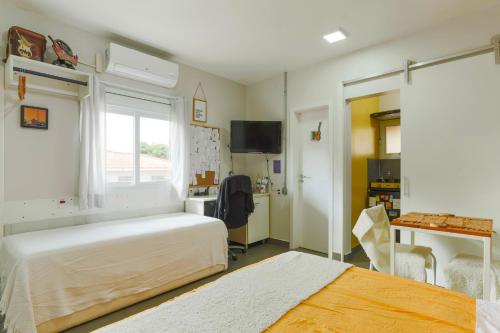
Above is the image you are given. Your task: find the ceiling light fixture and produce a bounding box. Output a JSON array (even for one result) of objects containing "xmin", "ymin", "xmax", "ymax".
[{"xmin": 323, "ymin": 29, "xmax": 347, "ymax": 44}]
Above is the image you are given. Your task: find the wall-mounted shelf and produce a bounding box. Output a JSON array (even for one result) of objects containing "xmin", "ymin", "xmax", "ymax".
[{"xmin": 4, "ymin": 55, "xmax": 91, "ymax": 99}]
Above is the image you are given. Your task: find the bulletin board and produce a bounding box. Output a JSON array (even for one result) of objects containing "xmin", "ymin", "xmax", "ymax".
[{"xmin": 189, "ymin": 124, "xmax": 221, "ymax": 187}]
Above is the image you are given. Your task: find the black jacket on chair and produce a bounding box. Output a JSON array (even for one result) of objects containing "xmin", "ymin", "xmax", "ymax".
[{"xmin": 215, "ymin": 175, "xmax": 254, "ymax": 229}]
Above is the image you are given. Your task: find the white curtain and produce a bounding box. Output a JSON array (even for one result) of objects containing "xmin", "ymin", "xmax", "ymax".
[
  {"xmin": 79, "ymin": 75, "xmax": 106, "ymax": 209},
  {"xmin": 169, "ymin": 97, "xmax": 190, "ymax": 200}
]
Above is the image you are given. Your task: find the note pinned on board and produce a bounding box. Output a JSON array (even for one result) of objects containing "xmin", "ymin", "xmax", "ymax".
[{"xmin": 189, "ymin": 125, "xmax": 221, "ymax": 187}]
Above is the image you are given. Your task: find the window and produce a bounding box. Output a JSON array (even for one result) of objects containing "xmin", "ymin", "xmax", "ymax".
[
  {"xmin": 106, "ymin": 112, "xmax": 134, "ymax": 184},
  {"xmin": 105, "ymin": 92, "xmax": 171, "ymax": 186},
  {"xmin": 385, "ymin": 125, "xmax": 401, "ymax": 154},
  {"xmin": 139, "ymin": 117, "xmax": 170, "ymax": 182}
]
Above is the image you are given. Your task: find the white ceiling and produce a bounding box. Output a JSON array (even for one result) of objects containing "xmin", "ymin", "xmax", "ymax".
[{"xmin": 12, "ymin": 0, "xmax": 500, "ymax": 85}]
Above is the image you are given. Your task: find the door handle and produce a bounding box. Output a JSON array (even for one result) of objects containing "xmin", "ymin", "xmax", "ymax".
[{"xmin": 299, "ymin": 174, "xmax": 311, "ymax": 183}]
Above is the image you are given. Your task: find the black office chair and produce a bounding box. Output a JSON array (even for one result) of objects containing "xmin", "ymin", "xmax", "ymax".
[{"xmin": 215, "ymin": 175, "xmax": 255, "ymax": 260}]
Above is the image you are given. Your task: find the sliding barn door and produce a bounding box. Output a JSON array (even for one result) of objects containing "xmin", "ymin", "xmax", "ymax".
[{"xmin": 401, "ymin": 53, "xmax": 500, "ymax": 285}]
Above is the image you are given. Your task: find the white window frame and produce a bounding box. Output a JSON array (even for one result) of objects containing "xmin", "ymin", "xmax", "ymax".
[{"xmin": 105, "ymin": 92, "xmax": 171, "ymax": 188}]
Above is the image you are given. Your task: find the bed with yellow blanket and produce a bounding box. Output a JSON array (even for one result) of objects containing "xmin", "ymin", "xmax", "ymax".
[
  {"xmin": 270, "ymin": 267, "xmax": 474, "ymax": 332},
  {"xmin": 95, "ymin": 251, "xmax": 496, "ymax": 333}
]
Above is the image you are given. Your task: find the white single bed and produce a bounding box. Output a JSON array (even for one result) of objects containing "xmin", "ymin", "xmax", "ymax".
[{"xmin": 0, "ymin": 213, "xmax": 228, "ymax": 333}]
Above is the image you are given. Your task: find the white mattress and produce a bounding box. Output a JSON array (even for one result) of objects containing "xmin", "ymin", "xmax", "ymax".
[{"xmin": 0, "ymin": 213, "xmax": 228, "ymax": 333}]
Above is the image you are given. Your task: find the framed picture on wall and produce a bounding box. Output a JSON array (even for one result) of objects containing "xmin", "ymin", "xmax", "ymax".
[
  {"xmin": 192, "ymin": 98, "xmax": 207, "ymax": 123},
  {"xmin": 20, "ymin": 105, "xmax": 48, "ymax": 129}
]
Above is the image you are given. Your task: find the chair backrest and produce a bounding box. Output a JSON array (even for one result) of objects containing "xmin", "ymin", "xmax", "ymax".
[
  {"xmin": 215, "ymin": 175, "xmax": 254, "ymax": 229},
  {"xmin": 352, "ymin": 205, "xmax": 391, "ymax": 272},
  {"xmin": 364, "ymin": 205, "xmax": 391, "ymax": 244}
]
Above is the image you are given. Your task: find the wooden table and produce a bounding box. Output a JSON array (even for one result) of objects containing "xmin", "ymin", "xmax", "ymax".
[{"xmin": 390, "ymin": 213, "xmax": 493, "ymax": 300}]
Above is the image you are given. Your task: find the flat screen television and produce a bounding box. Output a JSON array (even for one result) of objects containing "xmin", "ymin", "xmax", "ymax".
[{"xmin": 230, "ymin": 121, "xmax": 282, "ymax": 154}]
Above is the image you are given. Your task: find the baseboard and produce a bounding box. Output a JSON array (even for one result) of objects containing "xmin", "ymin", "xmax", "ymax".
[{"xmin": 268, "ymin": 238, "xmax": 290, "ymax": 247}]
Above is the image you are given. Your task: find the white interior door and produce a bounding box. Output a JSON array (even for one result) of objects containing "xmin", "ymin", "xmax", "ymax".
[
  {"xmin": 401, "ymin": 53, "xmax": 500, "ymax": 285},
  {"xmin": 297, "ymin": 108, "xmax": 330, "ymax": 253}
]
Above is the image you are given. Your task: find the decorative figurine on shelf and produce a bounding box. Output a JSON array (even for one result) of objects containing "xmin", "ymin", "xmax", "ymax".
[{"xmin": 48, "ymin": 36, "xmax": 78, "ymax": 69}]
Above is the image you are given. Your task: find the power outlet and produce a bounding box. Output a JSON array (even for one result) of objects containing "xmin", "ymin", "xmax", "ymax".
[{"xmin": 57, "ymin": 197, "xmax": 74, "ymax": 208}]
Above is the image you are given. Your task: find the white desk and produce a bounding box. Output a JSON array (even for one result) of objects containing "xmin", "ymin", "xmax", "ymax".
[
  {"xmin": 390, "ymin": 223, "xmax": 492, "ymax": 300},
  {"xmin": 185, "ymin": 193, "xmax": 270, "ymax": 247}
]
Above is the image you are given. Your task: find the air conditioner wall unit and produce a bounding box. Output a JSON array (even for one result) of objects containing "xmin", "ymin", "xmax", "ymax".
[{"xmin": 105, "ymin": 43, "xmax": 179, "ymax": 88}]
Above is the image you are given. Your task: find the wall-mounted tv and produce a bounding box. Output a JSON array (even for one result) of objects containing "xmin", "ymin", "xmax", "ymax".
[{"xmin": 230, "ymin": 121, "xmax": 282, "ymax": 154}]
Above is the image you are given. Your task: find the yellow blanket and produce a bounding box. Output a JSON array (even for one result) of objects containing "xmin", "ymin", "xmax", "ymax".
[{"xmin": 268, "ymin": 267, "xmax": 475, "ymax": 332}]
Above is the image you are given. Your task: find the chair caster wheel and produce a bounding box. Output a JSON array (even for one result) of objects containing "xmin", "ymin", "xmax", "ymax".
[
  {"xmin": 231, "ymin": 254, "xmax": 237, "ymax": 261},
  {"xmin": 242, "ymin": 249, "xmax": 247, "ymax": 254}
]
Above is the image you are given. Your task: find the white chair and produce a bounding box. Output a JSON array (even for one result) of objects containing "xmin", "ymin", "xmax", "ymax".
[
  {"xmin": 445, "ymin": 254, "xmax": 500, "ymax": 300},
  {"xmin": 353, "ymin": 205, "xmax": 437, "ymax": 284}
]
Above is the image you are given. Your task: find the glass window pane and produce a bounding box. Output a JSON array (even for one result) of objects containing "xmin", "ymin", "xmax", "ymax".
[
  {"xmin": 106, "ymin": 113, "xmax": 134, "ymax": 183},
  {"xmin": 140, "ymin": 117, "xmax": 170, "ymax": 182},
  {"xmin": 386, "ymin": 125, "xmax": 401, "ymax": 154}
]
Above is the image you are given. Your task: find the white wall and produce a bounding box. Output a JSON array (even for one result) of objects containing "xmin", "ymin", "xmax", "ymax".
[
  {"xmin": 0, "ymin": 0, "xmax": 246, "ymax": 231},
  {"xmin": 244, "ymin": 75, "xmax": 290, "ymax": 241},
  {"xmin": 244, "ymin": 4, "xmax": 500, "ymax": 248},
  {"xmin": 379, "ymin": 91, "xmax": 400, "ymax": 112},
  {"xmin": 401, "ymin": 53, "xmax": 500, "ymax": 285},
  {"xmin": 4, "ymin": 91, "xmax": 80, "ymax": 201},
  {"xmin": 2, "ymin": 0, "xmax": 500, "ymax": 249}
]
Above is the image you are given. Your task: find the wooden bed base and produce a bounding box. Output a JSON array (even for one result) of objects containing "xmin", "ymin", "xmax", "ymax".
[{"xmin": 37, "ymin": 264, "xmax": 226, "ymax": 333}]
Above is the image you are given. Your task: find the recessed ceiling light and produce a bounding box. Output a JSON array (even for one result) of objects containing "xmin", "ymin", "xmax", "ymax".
[{"xmin": 323, "ymin": 29, "xmax": 347, "ymax": 44}]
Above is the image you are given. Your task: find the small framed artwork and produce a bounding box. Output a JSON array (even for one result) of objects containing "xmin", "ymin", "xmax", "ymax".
[
  {"xmin": 21, "ymin": 105, "xmax": 48, "ymax": 129},
  {"xmin": 193, "ymin": 98, "xmax": 207, "ymax": 123}
]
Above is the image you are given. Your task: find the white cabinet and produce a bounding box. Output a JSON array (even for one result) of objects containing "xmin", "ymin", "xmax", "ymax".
[
  {"xmin": 247, "ymin": 195, "xmax": 270, "ymax": 244},
  {"xmin": 227, "ymin": 194, "xmax": 270, "ymax": 247},
  {"xmin": 185, "ymin": 193, "xmax": 270, "ymax": 247}
]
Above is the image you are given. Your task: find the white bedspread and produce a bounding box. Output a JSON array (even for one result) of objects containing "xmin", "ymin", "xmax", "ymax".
[
  {"xmin": 95, "ymin": 251, "xmax": 352, "ymax": 333},
  {"xmin": 0, "ymin": 213, "xmax": 228, "ymax": 333}
]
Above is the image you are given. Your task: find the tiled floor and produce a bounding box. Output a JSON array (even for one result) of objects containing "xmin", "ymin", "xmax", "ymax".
[{"xmin": 61, "ymin": 243, "xmax": 369, "ymax": 332}]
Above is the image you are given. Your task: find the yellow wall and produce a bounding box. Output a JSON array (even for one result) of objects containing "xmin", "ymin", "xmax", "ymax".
[{"xmin": 351, "ymin": 96, "xmax": 380, "ymax": 248}]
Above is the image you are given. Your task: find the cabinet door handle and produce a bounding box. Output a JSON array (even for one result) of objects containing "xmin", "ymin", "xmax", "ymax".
[{"xmin": 403, "ymin": 176, "xmax": 410, "ymax": 197}]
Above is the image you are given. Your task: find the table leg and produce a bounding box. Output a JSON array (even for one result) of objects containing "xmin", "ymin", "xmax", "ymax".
[
  {"xmin": 410, "ymin": 230, "xmax": 415, "ymax": 245},
  {"xmin": 483, "ymin": 237, "xmax": 491, "ymax": 301},
  {"xmin": 390, "ymin": 226, "xmax": 396, "ymax": 276}
]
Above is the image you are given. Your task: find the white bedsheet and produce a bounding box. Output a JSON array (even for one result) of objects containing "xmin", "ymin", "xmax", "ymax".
[{"xmin": 0, "ymin": 213, "xmax": 228, "ymax": 333}]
